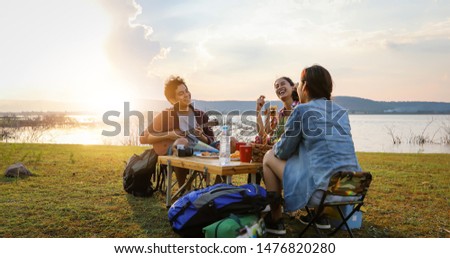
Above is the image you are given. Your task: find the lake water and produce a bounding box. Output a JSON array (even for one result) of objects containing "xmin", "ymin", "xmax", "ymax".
[
  {"xmin": 6, "ymin": 114, "xmax": 450, "ymax": 154},
  {"xmin": 348, "ymin": 115, "xmax": 450, "ymax": 153}
]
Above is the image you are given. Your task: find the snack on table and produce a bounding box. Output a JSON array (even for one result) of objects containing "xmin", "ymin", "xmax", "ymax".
[
  {"xmin": 201, "ymin": 152, "xmax": 218, "ymax": 157},
  {"xmin": 230, "ymin": 150, "xmax": 240, "ymax": 158}
]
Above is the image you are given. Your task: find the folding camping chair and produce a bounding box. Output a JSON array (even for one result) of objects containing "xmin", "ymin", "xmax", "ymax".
[{"xmin": 299, "ymin": 171, "xmax": 373, "ymax": 238}]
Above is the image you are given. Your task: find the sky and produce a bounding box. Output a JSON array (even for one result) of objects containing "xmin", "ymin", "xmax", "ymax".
[{"xmin": 1, "ymin": 0, "xmax": 449, "ymax": 112}]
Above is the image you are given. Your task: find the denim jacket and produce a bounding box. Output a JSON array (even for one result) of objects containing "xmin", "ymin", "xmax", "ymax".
[{"xmin": 274, "ymin": 98, "xmax": 361, "ymax": 212}]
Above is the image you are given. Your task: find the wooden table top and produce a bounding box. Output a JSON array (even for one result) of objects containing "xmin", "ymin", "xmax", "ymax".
[{"xmin": 158, "ymin": 155, "xmax": 262, "ymax": 176}]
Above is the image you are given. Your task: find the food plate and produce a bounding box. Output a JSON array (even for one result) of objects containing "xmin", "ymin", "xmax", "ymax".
[
  {"xmin": 194, "ymin": 153, "xmax": 240, "ymax": 161},
  {"xmin": 196, "ymin": 155, "xmax": 219, "ymax": 159},
  {"xmin": 195, "ymin": 152, "xmax": 219, "ymax": 159}
]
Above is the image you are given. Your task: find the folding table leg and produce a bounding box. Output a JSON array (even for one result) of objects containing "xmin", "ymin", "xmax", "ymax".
[
  {"xmin": 203, "ymin": 167, "xmax": 210, "ymax": 186},
  {"xmin": 166, "ymin": 160, "xmax": 172, "ymax": 208},
  {"xmin": 173, "ymin": 170, "xmax": 197, "ymax": 198},
  {"xmin": 250, "ymin": 173, "xmax": 256, "ymax": 184}
]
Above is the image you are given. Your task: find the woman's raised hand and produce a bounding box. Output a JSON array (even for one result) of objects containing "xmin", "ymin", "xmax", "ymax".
[{"xmin": 256, "ymin": 95, "xmax": 266, "ymax": 112}]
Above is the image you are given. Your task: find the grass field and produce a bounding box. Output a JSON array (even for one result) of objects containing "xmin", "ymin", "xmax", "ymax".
[{"xmin": 0, "ymin": 143, "xmax": 449, "ymax": 238}]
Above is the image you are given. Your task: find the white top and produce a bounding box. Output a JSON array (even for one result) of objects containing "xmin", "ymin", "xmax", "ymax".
[{"xmin": 178, "ymin": 110, "xmax": 196, "ymax": 132}]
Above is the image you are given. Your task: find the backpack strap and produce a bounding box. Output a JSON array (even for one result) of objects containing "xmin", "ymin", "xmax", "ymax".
[{"xmin": 192, "ymin": 187, "xmax": 246, "ymax": 209}]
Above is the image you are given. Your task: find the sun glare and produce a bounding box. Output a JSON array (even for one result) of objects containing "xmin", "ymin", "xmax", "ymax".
[{"xmin": 63, "ymin": 0, "xmax": 133, "ymax": 113}]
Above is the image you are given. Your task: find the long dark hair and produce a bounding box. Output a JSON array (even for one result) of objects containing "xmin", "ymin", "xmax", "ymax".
[
  {"xmin": 300, "ymin": 65, "xmax": 332, "ymax": 100},
  {"xmin": 279, "ymin": 76, "xmax": 300, "ymax": 102}
]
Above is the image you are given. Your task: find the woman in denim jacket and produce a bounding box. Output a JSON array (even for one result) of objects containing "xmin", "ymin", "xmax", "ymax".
[{"xmin": 263, "ymin": 65, "xmax": 361, "ymax": 235}]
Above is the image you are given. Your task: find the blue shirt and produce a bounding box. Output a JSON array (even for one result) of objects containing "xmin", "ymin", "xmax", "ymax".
[{"xmin": 274, "ymin": 98, "xmax": 361, "ymax": 212}]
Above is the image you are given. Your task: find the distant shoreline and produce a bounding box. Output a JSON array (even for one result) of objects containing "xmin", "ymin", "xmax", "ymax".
[
  {"xmin": 1, "ymin": 111, "xmax": 450, "ymax": 116},
  {"xmin": 347, "ymin": 112, "xmax": 450, "ymax": 115},
  {"xmin": 1, "ymin": 142, "xmax": 449, "ymax": 155},
  {"xmin": 1, "ymin": 96, "xmax": 450, "ymax": 114}
]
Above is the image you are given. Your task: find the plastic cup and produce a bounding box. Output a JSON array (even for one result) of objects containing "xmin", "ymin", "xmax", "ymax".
[
  {"xmin": 235, "ymin": 142, "xmax": 246, "ymax": 152},
  {"xmin": 239, "ymin": 145, "xmax": 252, "ymax": 163}
]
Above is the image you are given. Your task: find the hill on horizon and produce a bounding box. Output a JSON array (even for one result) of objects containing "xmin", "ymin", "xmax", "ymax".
[
  {"xmin": 192, "ymin": 96, "xmax": 450, "ymax": 114},
  {"xmin": 0, "ymin": 96, "xmax": 449, "ymax": 114}
]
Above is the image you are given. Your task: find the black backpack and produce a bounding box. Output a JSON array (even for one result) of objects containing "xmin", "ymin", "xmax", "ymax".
[{"xmin": 123, "ymin": 149, "xmax": 158, "ymax": 197}]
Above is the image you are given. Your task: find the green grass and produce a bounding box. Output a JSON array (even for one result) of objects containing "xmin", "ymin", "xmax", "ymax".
[{"xmin": 0, "ymin": 143, "xmax": 449, "ymax": 238}]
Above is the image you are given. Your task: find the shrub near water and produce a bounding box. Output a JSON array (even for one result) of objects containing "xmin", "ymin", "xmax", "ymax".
[{"xmin": 0, "ymin": 143, "xmax": 449, "ymax": 237}]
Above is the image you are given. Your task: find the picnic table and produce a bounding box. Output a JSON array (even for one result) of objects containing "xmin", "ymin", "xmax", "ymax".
[{"xmin": 158, "ymin": 155, "xmax": 262, "ymax": 208}]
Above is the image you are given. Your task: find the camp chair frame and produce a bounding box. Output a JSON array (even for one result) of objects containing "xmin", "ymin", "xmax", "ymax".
[{"xmin": 299, "ymin": 171, "xmax": 372, "ymax": 238}]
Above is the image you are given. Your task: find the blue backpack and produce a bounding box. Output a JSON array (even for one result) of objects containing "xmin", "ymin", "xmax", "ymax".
[{"xmin": 168, "ymin": 183, "xmax": 268, "ymax": 237}]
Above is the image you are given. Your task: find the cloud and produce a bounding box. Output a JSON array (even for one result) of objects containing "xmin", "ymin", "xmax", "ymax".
[
  {"xmin": 329, "ymin": 4, "xmax": 450, "ymax": 51},
  {"xmin": 99, "ymin": 0, "xmax": 167, "ymax": 99},
  {"xmin": 348, "ymin": 17, "xmax": 450, "ymax": 53},
  {"xmin": 1, "ymin": 0, "xmax": 448, "ymax": 106},
  {"xmin": 100, "ymin": 0, "xmax": 450, "ymax": 101},
  {"xmin": 132, "ymin": 1, "xmax": 374, "ymax": 99}
]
